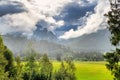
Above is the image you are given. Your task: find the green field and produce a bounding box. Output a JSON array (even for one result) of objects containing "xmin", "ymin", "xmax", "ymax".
[{"xmin": 53, "ymin": 61, "xmax": 113, "ymax": 80}]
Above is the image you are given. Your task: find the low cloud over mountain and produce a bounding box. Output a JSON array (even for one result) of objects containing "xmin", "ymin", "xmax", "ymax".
[
  {"xmin": 0, "ymin": 0, "xmax": 110, "ymax": 40},
  {"xmin": 0, "ymin": 0, "xmax": 114, "ymax": 54},
  {"xmin": 33, "ymin": 23, "xmax": 57, "ymax": 40},
  {"xmin": 59, "ymin": 0, "xmax": 110, "ymax": 39}
]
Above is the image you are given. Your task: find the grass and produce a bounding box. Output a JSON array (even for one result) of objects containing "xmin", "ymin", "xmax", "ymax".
[{"xmin": 53, "ymin": 61, "xmax": 113, "ymax": 80}]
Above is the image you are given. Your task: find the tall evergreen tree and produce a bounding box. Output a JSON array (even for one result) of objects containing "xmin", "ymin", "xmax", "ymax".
[
  {"xmin": 13, "ymin": 56, "xmax": 23, "ymax": 80},
  {"xmin": 104, "ymin": 0, "xmax": 120, "ymax": 80},
  {"xmin": 40, "ymin": 54, "xmax": 53, "ymax": 80},
  {"xmin": 23, "ymin": 48, "xmax": 37, "ymax": 80},
  {"xmin": 0, "ymin": 35, "xmax": 8, "ymax": 79},
  {"xmin": 54, "ymin": 57, "xmax": 76, "ymax": 80},
  {"xmin": 0, "ymin": 54, "xmax": 8, "ymax": 80},
  {"xmin": 0, "ymin": 35, "xmax": 15, "ymax": 79},
  {"xmin": 4, "ymin": 46, "xmax": 15, "ymax": 77}
]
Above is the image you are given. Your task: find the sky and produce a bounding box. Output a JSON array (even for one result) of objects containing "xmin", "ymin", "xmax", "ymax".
[{"xmin": 0, "ymin": 0, "xmax": 110, "ymax": 39}]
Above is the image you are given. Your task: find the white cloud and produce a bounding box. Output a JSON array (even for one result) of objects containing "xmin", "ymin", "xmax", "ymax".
[
  {"xmin": 42, "ymin": 17, "xmax": 64, "ymax": 31},
  {"xmin": 0, "ymin": 12, "xmax": 38, "ymax": 34},
  {"xmin": 87, "ymin": 0, "xmax": 97, "ymax": 3},
  {"xmin": 71, "ymin": 0, "xmax": 96, "ymax": 6},
  {"xmin": 59, "ymin": 0, "xmax": 110, "ymax": 39},
  {"xmin": 0, "ymin": 0, "xmax": 111, "ymax": 38},
  {"xmin": 0, "ymin": 0, "xmax": 72, "ymax": 34}
]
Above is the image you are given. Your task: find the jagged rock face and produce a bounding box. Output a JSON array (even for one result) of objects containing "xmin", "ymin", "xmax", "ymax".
[{"xmin": 33, "ymin": 24, "xmax": 57, "ymax": 41}]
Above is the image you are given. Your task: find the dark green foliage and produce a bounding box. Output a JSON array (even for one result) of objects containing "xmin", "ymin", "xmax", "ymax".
[
  {"xmin": 40, "ymin": 54, "xmax": 53, "ymax": 80},
  {"xmin": 104, "ymin": 0, "xmax": 120, "ymax": 80},
  {"xmin": 73, "ymin": 52, "xmax": 104, "ymax": 61},
  {"xmin": 0, "ymin": 35, "xmax": 76, "ymax": 80},
  {"xmin": 23, "ymin": 48, "xmax": 53, "ymax": 80},
  {"xmin": 65, "ymin": 57, "xmax": 76, "ymax": 80},
  {"xmin": 0, "ymin": 55, "xmax": 8, "ymax": 80},
  {"xmin": 104, "ymin": 48, "xmax": 120, "ymax": 80},
  {"xmin": 23, "ymin": 49, "xmax": 38, "ymax": 80},
  {"xmin": 54, "ymin": 62, "xmax": 67, "ymax": 80},
  {"xmin": 12, "ymin": 56, "xmax": 23, "ymax": 80},
  {"xmin": 104, "ymin": 4, "xmax": 120, "ymax": 46},
  {"xmin": 3, "ymin": 46, "xmax": 15, "ymax": 77},
  {"xmin": 54, "ymin": 57, "xmax": 76, "ymax": 80},
  {"xmin": 56, "ymin": 54, "xmax": 62, "ymax": 61},
  {"xmin": 107, "ymin": 9, "xmax": 120, "ymax": 46},
  {"xmin": 0, "ymin": 36, "xmax": 13, "ymax": 80}
]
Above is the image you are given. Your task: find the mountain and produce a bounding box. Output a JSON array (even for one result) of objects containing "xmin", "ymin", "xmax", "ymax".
[
  {"xmin": 33, "ymin": 24, "xmax": 57, "ymax": 41},
  {"xmin": 2, "ymin": 29, "xmax": 114, "ymax": 58},
  {"xmin": 2, "ymin": 34, "xmax": 74, "ymax": 58},
  {"xmin": 65, "ymin": 29, "xmax": 114, "ymax": 52}
]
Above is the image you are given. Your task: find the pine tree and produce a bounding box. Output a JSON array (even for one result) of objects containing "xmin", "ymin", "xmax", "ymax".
[
  {"xmin": 0, "ymin": 35, "xmax": 15, "ymax": 79},
  {"xmin": 0, "ymin": 35, "xmax": 8, "ymax": 79},
  {"xmin": 13, "ymin": 56, "xmax": 23, "ymax": 80},
  {"xmin": 54, "ymin": 57, "xmax": 76, "ymax": 80},
  {"xmin": 104, "ymin": 0, "xmax": 120, "ymax": 80},
  {"xmin": 23, "ymin": 48, "xmax": 37, "ymax": 80},
  {"xmin": 54, "ymin": 62, "xmax": 66, "ymax": 80},
  {"xmin": 3, "ymin": 46, "xmax": 15, "ymax": 77},
  {"xmin": 40, "ymin": 54, "xmax": 53, "ymax": 80}
]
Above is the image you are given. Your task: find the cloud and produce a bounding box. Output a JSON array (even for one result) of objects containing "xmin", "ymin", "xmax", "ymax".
[
  {"xmin": 59, "ymin": 0, "xmax": 110, "ymax": 39},
  {"xmin": 0, "ymin": 0, "xmax": 110, "ymax": 39},
  {"xmin": 60, "ymin": 2, "xmax": 96, "ymax": 22},
  {"xmin": 37, "ymin": 17, "xmax": 64, "ymax": 31},
  {"xmin": 54, "ymin": 0, "xmax": 97, "ymax": 35},
  {"xmin": 0, "ymin": 0, "xmax": 72, "ymax": 35},
  {"xmin": 0, "ymin": 0, "xmax": 26, "ymax": 17}
]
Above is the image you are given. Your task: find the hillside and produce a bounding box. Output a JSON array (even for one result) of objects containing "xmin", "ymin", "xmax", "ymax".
[
  {"xmin": 2, "ymin": 34, "xmax": 74, "ymax": 58},
  {"xmin": 65, "ymin": 29, "xmax": 114, "ymax": 52}
]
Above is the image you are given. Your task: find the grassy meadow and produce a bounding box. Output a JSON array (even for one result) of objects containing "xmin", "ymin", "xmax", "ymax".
[{"xmin": 53, "ymin": 61, "xmax": 113, "ymax": 80}]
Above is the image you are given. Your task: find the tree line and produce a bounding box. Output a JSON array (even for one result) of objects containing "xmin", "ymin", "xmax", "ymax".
[
  {"xmin": 56, "ymin": 52, "xmax": 104, "ymax": 62},
  {"xmin": 0, "ymin": 35, "xmax": 76, "ymax": 80}
]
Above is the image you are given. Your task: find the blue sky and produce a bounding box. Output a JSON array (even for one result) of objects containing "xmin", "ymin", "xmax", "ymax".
[{"xmin": 0, "ymin": 0, "xmax": 110, "ymax": 39}]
